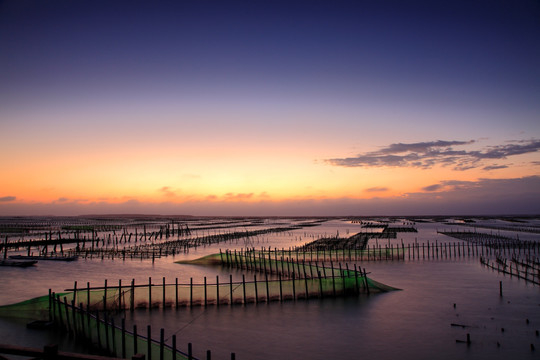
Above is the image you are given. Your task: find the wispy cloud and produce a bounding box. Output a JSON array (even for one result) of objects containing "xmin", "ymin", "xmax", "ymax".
[
  {"xmin": 0, "ymin": 196, "xmax": 16, "ymax": 202},
  {"xmin": 223, "ymin": 193, "xmax": 254, "ymax": 201},
  {"xmin": 483, "ymin": 164, "xmax": 508, "ymax": 171},
  {"xmin": 159, "ymin": 186, "xmax": 177, "ymax": 198},
  {"xmin": 422, "ymin": 184, "xmax": 443, "ymax": 192},
  {"xmin": 326, "ymin": 139, "xmax": 540, "ymax": 171},
  {"xmin": 365, "ymin": 187, "xmax": 389, "ymax": 192}
]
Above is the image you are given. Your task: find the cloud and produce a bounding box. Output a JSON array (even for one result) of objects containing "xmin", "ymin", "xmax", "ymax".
[
  {"xmin": 483, "ymin": 165, "xmax": 508, "ymax": 171},
  {"xmin": 159, "ymin": 186, "xmax": 176, "ymax": 198},
  {"xmin": 422, "ymin": 184, "xmax": 442, "ymax": 192},
  {"xmin": 1, "ymin": 176, "xmax": 539, "ymax": 216},
  {"xmin": 223, "ymin": 192, "xmax": 254, "ymax": 201},
  {"xmin": 0, "ymin": 196, "xmax": 16, "ymax": 202},
  {"xmin": 365, "ymin": 187, "xmax": 389, "ymax": 192},
  {"xmin": 326, "ymin": 139, "xmax": 540, "ymax": 171}
]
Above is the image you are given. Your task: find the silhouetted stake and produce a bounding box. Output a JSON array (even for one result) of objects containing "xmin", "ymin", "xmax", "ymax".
[
  {"xmin": 331, "ymin": 261, "xmax": 336, "ymax": 296},
  {"xmin": 318, "ymin": 271, "xmax": 323, "ymax": 298},
  {"xmin": 190, "ymin": 278, "xmax": 193, "ymax": 307},
  {"xmin": 104, "ymin": 280, "xmax": 108, "ymax": 312},
  {"xmin": 122, "ymin": 318, "xmax": 126, "ymax": 358},
  {"xmin": 71, "ymin": 299, "xmax": 76, "ymax": 337},
  {"xmin": 206, "ymin": 350, "xmax": 211, "ymax": 360},
  {"xmin": 172, "ymin": 335, "xmax": 177, "ymax": 360},
  {"xmin": 254, "ymin": 275, "xmax": 258, "ymax": 303},
  {"xmin": 104, "ymin": 311, "xmax": 111, "ymax": 353},
  {"xmin": 111, "ymin": 317, "xmax": 117, "ymax": 357},
  {"xmin": 63, "ymin": 297, "xmax": 71, "ymax": 334},
  {"xmin": 73, "ymin": 281, "xmax": 78, "ymax": 305},
  {"xmin": 148, "ymin": 277, "xmax": 153, "ymax": 310},
  {"xmin": 162, "ymin": 277, "xmax": 166, "ymax": 308},
  {"xmin": 292, "ymin": 272, "xmax": 296, "ymax": 300},
  {"xmin": 160, "ymin": 328, "xmax": 164, "ymax": 360},
  {"xmin": 131, "ymin": 279, "xmax": 135, "ymax": 311},
  {"xmin": 500, "ymin": 281, "xmax": 503, "ymax": 297},
  {"xmin": 188, "ymin": 343, "xmax": 193, "ymax": 360},
  {"xmin": 118, "ymin": 279, "xmax": 122, "ymax": 311},
  {"xmin": 216, "ymin": 276, "xmax": 220, "ymax": 307},
  {"xmin": 340, "ymin": 263, "xmax": 345, "ymax": 293},
  {"xmin": 175, "ymin": 278, "xmax": 179, "ymax": 309},
  {"xmin": 265, "ymin": 273, "xmax": 270, "ymax": 303},
  {"xmin": 79, "ymin": 302, "xmax": 86, "ymax": 341},
  {"xmin": 279, "ymin": 273, "xmax": 283, "ymax": 302},
  {"xmin": 147, "ymin": 325, "xmax": 152, "ymax": 360},
  {"xmin": 202, "ymin": 277, "xmax": 207, "ymax": 307},
  {"xmin": 132, "ymin": 324, "xmax": 138, "ymax": 354},
  {"xmin": 229, "ymin": 275, "xmax": 233, "ymax": 305},
  {"xmin": 95, "ymin": 311, "xmax": 101, "ymax": 349},
  {"xmin": 363, "ymin": 268, "xmax": 370, "ymax": 295},
  {"xmin": 48, "ymin": 289, "xmax": 52, "ymax": 322},
  {"xmin": 242, "ymin": 275, "xmax": 247, "ymax": 304}
]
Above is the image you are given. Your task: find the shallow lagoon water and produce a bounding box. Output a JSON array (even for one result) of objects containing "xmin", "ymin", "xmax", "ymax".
[{"xmin": 1, "ymin": 218, "xmax": 539, "ymax": 359}]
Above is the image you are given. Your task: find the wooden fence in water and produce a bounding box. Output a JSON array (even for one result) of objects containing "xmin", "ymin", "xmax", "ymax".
[{"xmin": 48, "ymin": 292, "xmax": 235, "ymax": 360}]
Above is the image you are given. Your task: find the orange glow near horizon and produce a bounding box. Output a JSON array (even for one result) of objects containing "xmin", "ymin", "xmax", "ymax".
[{"xmin": 2, "ymin": 141, "xmax": 535, "ymax": 207}]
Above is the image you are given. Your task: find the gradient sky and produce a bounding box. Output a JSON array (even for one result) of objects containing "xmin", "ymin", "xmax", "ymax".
[{"xmin": 1, "ymin": 0, "xmax": 539, "ymax": 216}]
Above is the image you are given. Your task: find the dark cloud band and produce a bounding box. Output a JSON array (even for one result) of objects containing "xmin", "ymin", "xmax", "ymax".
[{"xmin": 326, "ymin": 139, "xmax": 540, "ymax": 171}]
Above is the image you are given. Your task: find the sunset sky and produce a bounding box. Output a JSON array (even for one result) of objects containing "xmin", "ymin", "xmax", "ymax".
[{"xmin": 1, "ymin": 0, "xmax": 539, "ymax": 216}]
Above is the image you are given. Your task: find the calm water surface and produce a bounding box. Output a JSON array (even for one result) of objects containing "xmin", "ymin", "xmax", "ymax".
[{"xmin": 1, "ymin": 218, "xmax": 539, "ymax": 359}]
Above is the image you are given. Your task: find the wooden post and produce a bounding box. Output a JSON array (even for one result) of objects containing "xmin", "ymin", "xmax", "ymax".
[
  {"xmin": 354, "ymin": 264, "xmax": 359, "ymax": 293},
  {"xmin": 318, "ymin": 271, "xmax": 323, "ymax": 298},
  {"xmin": 122, "ymin": 318, "xmax": 126, "ymax": 359},
  {"xmin": 79, "ymin": 302, "xmax": 86, "ymax": 342},
  {"xmin": 172, "ymin": 335, "xmax": 177, "ymax": 360},
  {"xmin": 363, "ymin": 268, "xmax": 370, "ymax": 295},
  {"xmin": 147, "ymin": 325, "xmax": 152, "ymax": 360},
  {"xmin": 242, "ymin": 274, "xmax": 247, "ymax": 304},
  {"xmin": 48, "ymin": 289, "xmax": 52, "ymax": 322},
  {"xmin": 188, "ymin": 343, "xmax": 193, "ymax": 360},
  {"xmin": 254, "ymin": 275, "xmax": 258, "ymax": 304},
  {"xmin": 111, "ymin": 317, "xmax": 117, "ymax": 357},
  {"xmin": 73, "ymin": 281, "xmax": 78, "ymax": 306},
  {"xmin": 175, "ymin": 278, "xmax": 179, "ymax": 309},
  {"xmin": 292, "ymin": 272, "xmax": 296, "ymax": 300},
  {"xmin": 104, "ymin": 279, "xmax": 108, "ymax": 312},
  {"xmin": 131, "ymin": 279, "xmax": 135, "ymax": 311},
  {"xmin": 148, "ymin": 277, "xmax": 152, "ymax": 310},
  {"xmin": 160, "ymin": 328, "xmax": 165, "ymax": 360},
  {"xmin": 190, "ymin": 278, "xmax": 193, "ymax": 307},
  {"xmin": 118, "ymin": 279, "xmax": 123, "ymax": 311},
  {"xmin": 104, "ymin": 310, "xmax": 110, "ymax": 353},
  {"xmin": 96, "ymin": 311, "xmax": 102, "ymax": 349},
  {"xmin": 340, "ymin": 263, "xmax": 345, "ymax": 294},
  {"xmin": 162, "ymin": 277, "xmax": 166, "ymax": 308},
  {"xmin": 204, "ymin": 277, "xmax": 207, "ymax": 307},
  {"xmin": 278, "ymin": 273, "xmax": 283, "ymax": 302},
  {"xmin": 265, "ymin": 273, "xmax": 270, "ymax": 303},
  {"xmin": 70, "ymin": 300, "xmax": 77, "ymax": 337},
  {"xmin": 133, "ymin": 324, "xmax": 138, "ymax": 355},
  {"xmin": 63, "ymin": 297, "xmax": 71, "ymax": 334},
  {"xmin": 229, "ymin": 275, "xmax": 233, "ymax": 305},
  {"xmin": 331, "ymin": 262, "xmax": 336, "ymax": 296},
  {"xmin": 216, "ymin": 276, "xmax": 220, "ymax": 307}
]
